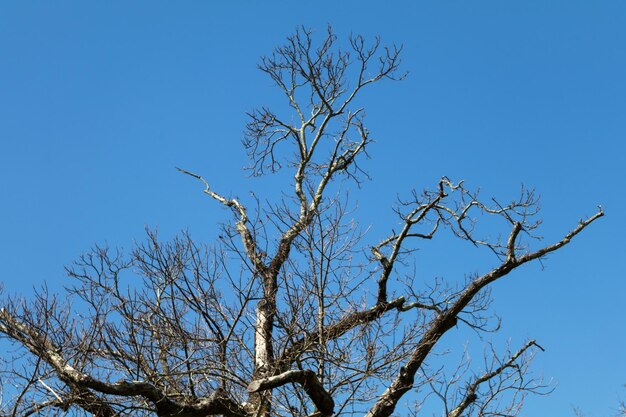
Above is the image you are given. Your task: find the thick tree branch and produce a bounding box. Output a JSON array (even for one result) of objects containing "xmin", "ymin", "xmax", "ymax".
[{"xmin": 248, "ymin": 369, "xmax": 334, "ymax": 416}]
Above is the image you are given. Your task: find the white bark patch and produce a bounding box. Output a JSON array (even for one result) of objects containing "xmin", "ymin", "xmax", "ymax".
[{"xmin": 254, "ymin": 302, "xmax": 270, "ymax": 373}]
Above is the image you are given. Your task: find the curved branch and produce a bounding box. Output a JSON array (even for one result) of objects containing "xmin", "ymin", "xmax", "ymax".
[{"xmin": 248, "ymin": 369, "xmax": 334, "ymax": 416}]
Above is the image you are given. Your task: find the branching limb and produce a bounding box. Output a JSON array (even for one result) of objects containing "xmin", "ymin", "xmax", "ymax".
[
  {"xmin": 447, "ymin": 340, "xmax": 545, "ymax": 417},
  {"xmin": 277, "ymin": 296, "xmax": 406, "ymax": 371},
  {"xmin": 365, "ymin": 208, "xmax": 603, "ymax": 417},
  {"xmin": 372, "ymin": 177, "xmax": 450, "ymax": 303}
]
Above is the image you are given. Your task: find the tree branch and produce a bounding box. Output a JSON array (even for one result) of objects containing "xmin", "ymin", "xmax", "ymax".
[
  {"xmin": 248, "ymin": 369, "xmax": 334, "ymax": 416},
  {"xmin": 365, "ymin": 208, "xmax": 603, "ymax": 417},
  {"xmin": 0, "ymin": 308, "xmax": 247, "ymax": 417},
  {"xmin": 277, "ymin": 296, "xmax": 406, "ymax": 371},
  {"xmin": 448, "ymin": 340, "xmax": 543, "ymax": 417},
  {"xmin": 177, "ymin": 167, "xmax": 268, "ymax": 276}
]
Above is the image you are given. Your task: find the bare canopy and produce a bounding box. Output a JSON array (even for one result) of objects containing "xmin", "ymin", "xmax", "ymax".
[{"xmin": 0, "ymin": 27, "xmax": 602, "ymax": 417}]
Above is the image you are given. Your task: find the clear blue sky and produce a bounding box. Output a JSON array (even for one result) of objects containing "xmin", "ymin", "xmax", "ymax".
[{"xmin": 0, "ymin": 1, "xmax": 624, "ymax": 416}]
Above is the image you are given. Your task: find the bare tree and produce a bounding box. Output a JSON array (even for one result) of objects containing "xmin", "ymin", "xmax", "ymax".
[{"xmin": 0, "ymin": 27, "xmax": 602, "ymax": 417}]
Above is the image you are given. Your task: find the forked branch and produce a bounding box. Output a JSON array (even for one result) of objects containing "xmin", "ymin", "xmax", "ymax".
[
  {"xmin": 448, "ymin": 340, "xmax": 545, "ymax": 417},
  {"xmin": 365, "ymin": 208, "xmax": 603, "ymax": 417}
]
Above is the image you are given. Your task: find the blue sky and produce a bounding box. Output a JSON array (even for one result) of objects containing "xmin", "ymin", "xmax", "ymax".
[{"xmin": 0, "ymin": 1, "xmax": 624, "ymax": 415}]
